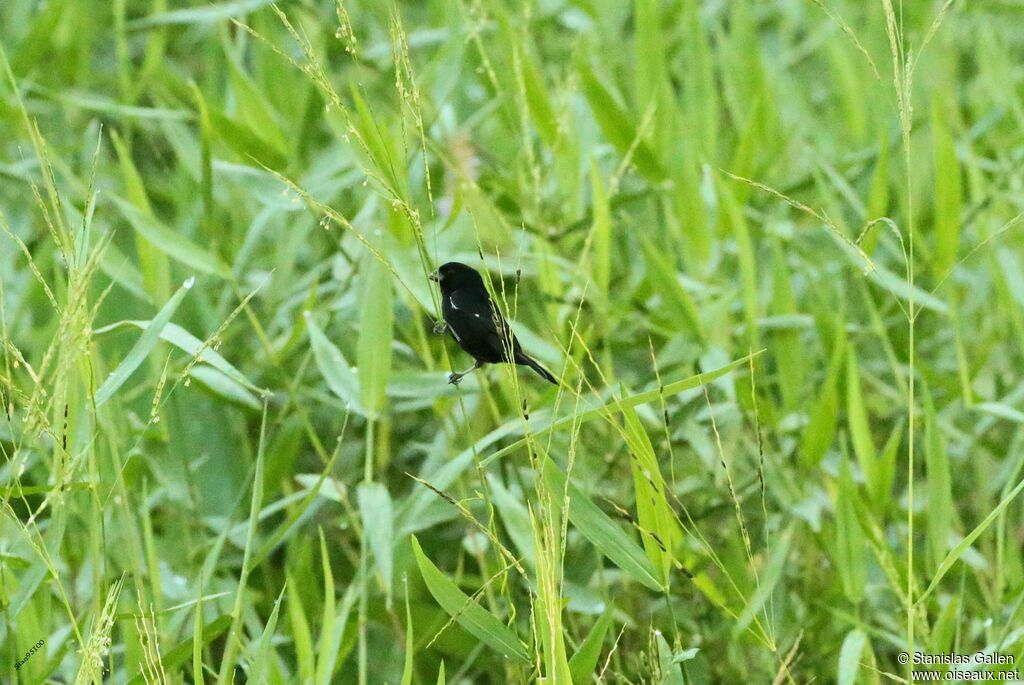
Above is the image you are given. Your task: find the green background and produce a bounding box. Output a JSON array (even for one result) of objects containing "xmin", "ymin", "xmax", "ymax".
[{"xmin": 1, "ymin": 0, "xmax": 1022, "ymax": 682}]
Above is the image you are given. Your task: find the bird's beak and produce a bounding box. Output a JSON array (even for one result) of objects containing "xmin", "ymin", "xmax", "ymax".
[{"xmin": 428, "ymin": 269, "xmax": 440, "ymax": 282}]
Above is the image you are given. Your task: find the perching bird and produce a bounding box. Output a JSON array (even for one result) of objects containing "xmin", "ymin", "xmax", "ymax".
[{"xmin": 429, "ymin": 262, "xmax": 558, "ymax": 386}]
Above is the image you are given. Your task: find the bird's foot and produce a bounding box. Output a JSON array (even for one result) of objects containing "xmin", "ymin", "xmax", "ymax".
[
  {"xmin": 447, "ymin": 372, "xmax": 464, "ymax": 385},
  {"xmin": 433, "ymin": 320, "xmax": 447, "ymax": 334}
]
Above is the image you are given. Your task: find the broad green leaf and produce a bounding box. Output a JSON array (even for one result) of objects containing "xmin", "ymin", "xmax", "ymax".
[
  {"xmin": 930, "ymin": 597, "xmax": 959, "ymax": 654},
  {"xmin": 411, "ymin": 536, "xmax": 530, "ymax": 663},
  {"xmin": 305, "ymin": 312, "xmax": 363, "ymax": 415},
  {"xmin": 486, "ymin": 474, "xmax": 536, "ymax": 569},
  {"xmin": 635, "ymin": 0, "xmax": 666, "ymax": 114},
  {"xmin": 93, "ymin": 320, "xmax": 261, "ymax": 393},
  {"xmin": 110, "ymin": 128, "xmax": 171, "ymax": 301},
  {"xmin": 837, "ymin": 629, "xmax": 867, "ymax": 685},
  {"xmin": 128, "ymin": 0, "xmax": 277, "ymax": 28},
  {"xmin": 871, "ymin": 421, "xmax": 903, "ymax": 513},
  {"xmin": 656, "ymin": 631, "xmax": 685, "ymax": 685},
  {"xmin": 188, "ymin": 364, "xmax": 260, "ymax": 410},
  {"xmin": 543, "ymin": 459, "xmax": 663, "ymax": 592},
  {"xmin": 111, "ymin": 196, "xmax": 232, "ymax": 279},
  {"xmin": 357, "ymin": 481, "xmax": 394, "ymax": 604},
  {"xmin": 208, "ymin": 107, "xmax": 288, "ymax": 171},
  {"xmin": 94, "ymin": 277, "xmax": 194, "ymax": 407}
]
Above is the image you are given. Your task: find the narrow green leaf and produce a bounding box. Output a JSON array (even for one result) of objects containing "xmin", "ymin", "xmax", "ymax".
[
  {"xmin": 577, "ymin": 61, "xmax": 663, "ymax": 181},
  {"xmin": 193, "ymin": 593, "xmax": 205, "ymax": 685},
  {"xmin": 771, "ymin": 248, "xmax": 802, "ymax": 409},
  {"xmin": 400, "ymin": 587, "xmax": 415, "ymax": 685},
  {"xmin": 516, "ymin": 43, "xmax": 558, "ymax": 148},
  {"xmin": 801, "ymin": 370, "xmax": 839, "ymax": 466},
  {"xmin": 720, "ymin": 180, "xmax": 759, "ymax": 348},
  {"xmin": 862, "ymin": 138, "xmax": 890, "ymax": 254},
  {"xmin": 640, "ymin": 233, "xmax": 702, "ymax": 343},
  {"xmin": 831, "ymin": 234, "xmax": 949, "ymax": 314},
  {"xmin": 623, "ymin": 406, "xmax": 680, "ymax": 586},
  {"xmin": 568, "ymin": 610, "xmax": 613, "ymax": 684},
  {"xmin": 846, "ymin": 349, "xmax": 877, "ymax": 490},
  {"xmin": 835, "ymin": 451, "xmax": 866, "ymax": 604},
  {"xmin": 315, "ymin": 530, "xmax": 337, "ymax": 685},
  {"xmin": 287, "ymin": 574, "xmax": 315, "ymax": 684},
  {"xmin": 249, "ymin": 586, "xmax": 286, "ymax": 684},
  {"xmin": 932, "ymin": 98, "xmax": 962, "ymax": 278},
  {"xmin": 357, "ymin": 257, "xmax": 394, "ymax": 417},
  {"xmin": 734, "ymin": 525, "xmax": 794, "ymax": 633},
  {"xmin": 94, "ymin": 277, "xmax": 194, "ymax": 407},
  {"xmin": 924, "ymin": 387, "xmax": 954, "ymax": 569},
  {"xmin": 410, "ymin": 535, "xmax": 530, "ymax": 663},
  {"xmin": 125, "ymin": 615, "xmax": 232, "ymax": 685},
  {"xmin": 589, "ymin": 158, "xmax": 611, "ymax": 297}
]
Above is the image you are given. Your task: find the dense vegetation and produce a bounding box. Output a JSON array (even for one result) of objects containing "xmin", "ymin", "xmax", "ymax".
[{"xmin": 2, "ymin": 0, "xmax": 1023, "ymax": 682}]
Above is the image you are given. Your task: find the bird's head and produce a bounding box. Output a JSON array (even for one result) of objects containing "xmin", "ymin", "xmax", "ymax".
[{"xmin": 429, "ymin": 262, "xmax": 485, "ymax": 291}]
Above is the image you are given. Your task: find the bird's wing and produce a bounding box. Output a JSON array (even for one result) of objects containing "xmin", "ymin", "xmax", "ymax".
[{"xmin": 446, "ymin": 288, "xmax": 519, "ymax": 361}]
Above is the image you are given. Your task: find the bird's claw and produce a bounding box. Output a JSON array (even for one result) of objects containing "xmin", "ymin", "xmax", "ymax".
[
  {"xmin": 447, "ymin": 372, "xmax": 463, "ymax": 386},
  {"xmin": 433, "ymin": 320, "xmax": 447, "ymax": 334}
]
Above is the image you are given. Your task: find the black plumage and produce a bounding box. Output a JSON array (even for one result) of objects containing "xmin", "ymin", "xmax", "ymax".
[{"xmin": 429, "ymin": 262, "xmax": 558, "ymax": 386}]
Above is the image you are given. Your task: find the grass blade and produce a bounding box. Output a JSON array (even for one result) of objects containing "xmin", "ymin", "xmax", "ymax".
[{"xmin": 94, "ymin": 276, "xmax": 194, "ymax": 406}]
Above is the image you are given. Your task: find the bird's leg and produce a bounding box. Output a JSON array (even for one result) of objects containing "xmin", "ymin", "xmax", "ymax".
[
  {"xmin": 433, "ymin": 319, "xmax": 447, "ymax": 334},
  {"xmin": 448, "ymin": 360, "xmax": 483, "ymax": 385}
]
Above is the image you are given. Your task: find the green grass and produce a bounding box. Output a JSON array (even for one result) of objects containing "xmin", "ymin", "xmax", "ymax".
[{"xmin": 2, "ymin": 0, "xmax": 1024, "ymax": 682}]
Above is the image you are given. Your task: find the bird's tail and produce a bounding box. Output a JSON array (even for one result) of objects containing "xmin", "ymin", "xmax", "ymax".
[{"xmin": 516, "ymin": 353, "xmax": 558, "ymax": 385}]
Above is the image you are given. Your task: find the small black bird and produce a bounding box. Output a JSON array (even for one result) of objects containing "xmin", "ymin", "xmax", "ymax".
[{"xmin": 429, "ymin": 262, "xmax": 558, "ymax": 386}]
